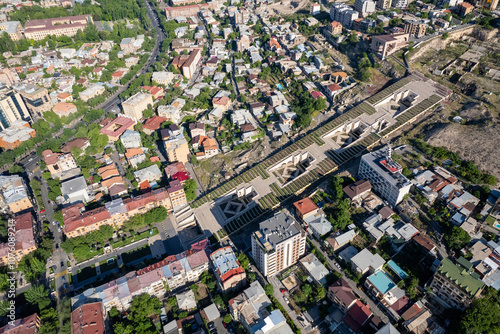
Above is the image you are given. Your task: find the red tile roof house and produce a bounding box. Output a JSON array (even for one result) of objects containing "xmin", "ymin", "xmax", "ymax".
[
  {"xmin": 310, "ymin": 90, "xmax": 325, "ymax": 99},
  {"xmin": 293, "ymin": 197, "xmax": 319, "ymax": 222},
  {"xmin": 342, "ymin": 300, "xmax": 373, "ymax": 333},
  {"xmin": 343, "ymin": 179, "xmax": 372, "ymax": 202},
  {"xmin": 212, "ymin": 95, "xmax": 231, "ymax": 112},
  {"xmin": 0, "ymin": 313, "xmax": 40, "ymax": 334},
  {"xmin": 100, "ymin": 116, "xmax": 136, "ymax": 142},
  {"xmin": 71, "ymin": 302, "xmax": 105, "ymax": 334},
  {"xmin": 142, "ymin": 116, "xmax": 168, "ymax": 135}
]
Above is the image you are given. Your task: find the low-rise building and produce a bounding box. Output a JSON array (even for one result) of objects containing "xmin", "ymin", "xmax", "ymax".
[
  {"xmin": 143, "ymin": 116, "xmax": 168, "ymax": 135},
  {"xmin": 210, "ymin": 246, "xmax": 246, "ymax": 292},
  {"xmin": 152, "ymin": 71, "xmax": 175, "ymax": 86},
  {"xmin": 70, "ymin": 302, "xmax": 105, "ymax": 334},
  {"xmin": 134, "ymin": 164, "xmax": 162, "ymax": 186},
  {"xmin": 120, "ymin": 129, "xmax": 142, "ymax": 149},
  {"xmin": 61, "ymin": 138, "xmax": 90, "ymax": 154},
  {"xmin": 0, "ymin": 174, "xmax": 33, "ymax": 214},
  {"xmin": 0, "ymin": 120, "xmax": 36, "ymax": 150},
  {"xmin": 328, "ymin": 278, "xmax": 358, "ymax": 313},
  {"xmin": 0, "ymin": 21, "xmax": 22, "ymax": 41},
  {"xmin": 125, "ymin": 148, "xmax": 146, "ymax": 168},
  {"xmin": 370, "ymin": 33, "xmax": 409, "ymax": 60},
  {"xmin": 343, "ymin": 179, "xmax": 372, "ymax": 202},
  {"xmin": 100, "ymin": 116, "xmax": 136, "ymax": 142},
  {"xmin": 52, "ymin": 102, "xmax": 77, "ymax": 117},
  {"xmin": 343, "ymin": 300, "xmax": 372, "ymax": 333},
  {"xmin": 42, "ymin": 149, "xmax": 78, "ymax": 179},
  {"xmin": 350, "ymin": 248, "xmax": 385, "ymax": 275},
  {"xmin": 79, "ymin": 84, "xmax": 106, "ymax": 102},
  {"xmin": 300, "ymin": 253, "xmax": 329, "ymax": 285},
  {"xmin": 61, "ymin": 176, "xmax": 92, "ymax": 204},
  {"xmin": 0, "ymin": 212, "xmax": 36, "ymax": 265}
]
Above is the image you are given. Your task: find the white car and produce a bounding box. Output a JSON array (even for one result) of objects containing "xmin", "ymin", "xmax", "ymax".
[{"xmin": 52, "ymin": 221, "xmax": 56, "ymax": 226}]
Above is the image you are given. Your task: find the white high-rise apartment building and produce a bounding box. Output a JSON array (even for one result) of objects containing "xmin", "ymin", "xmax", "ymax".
[
  {"xmin": 358, "ymin": 147, "xmax": 411, "ymax": 207},
  {"xmin": 355, "ymin": 0, "xmax": 376, "ymax": 17},
  {"xmin": 330, "ymin": 3, "xmax": 359, "ymax": 29},
  {"xmin": 252, "ymin": 212, "xmax": 306, "ymax": 277}
]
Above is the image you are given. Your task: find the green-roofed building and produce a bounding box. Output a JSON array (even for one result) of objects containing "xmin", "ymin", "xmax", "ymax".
[{"xmin": 429, "ymin": 257, "xmax": 484, "ymax": 310}]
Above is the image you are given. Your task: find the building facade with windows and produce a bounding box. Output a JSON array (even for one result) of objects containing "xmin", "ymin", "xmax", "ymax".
[
  {"xmin": 0, "ymin": 85, "xmax": 31, "ymax": 131},
  {"xmin": 251, "ymin": 212, "xmax": 306, "ymax": 277}
]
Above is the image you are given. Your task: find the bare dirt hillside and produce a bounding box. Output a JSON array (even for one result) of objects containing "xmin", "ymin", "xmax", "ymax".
[{"xmin": 425, "ymin": 112, "xmax": 500, "ymax": 180}]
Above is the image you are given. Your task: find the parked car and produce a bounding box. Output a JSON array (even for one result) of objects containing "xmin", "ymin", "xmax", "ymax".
[{"xmin": 280, "ymin": 288, "xmax": 287, "ymax": 293}]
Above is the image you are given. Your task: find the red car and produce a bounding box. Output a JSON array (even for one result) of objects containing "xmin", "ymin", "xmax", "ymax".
[
  {"xmin": 280, "ymin": 288, "xmax": 287, "ymax": 293},
  {"xmin": 40, "ymin": 210, "xmax": 45, "ymax": 213}
]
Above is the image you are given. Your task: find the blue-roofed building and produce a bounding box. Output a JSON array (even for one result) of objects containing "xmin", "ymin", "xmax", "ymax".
[
  {"xmin": 387, "ymin": 260, "xmax": 408, "ymax": 280},
  {"xmin": 210, "ymin": 246, "xmax": 246, "ymax": 292},
  {"xmin": 251, "ymin": 309, "xmax": 294, "ymax": 334},
  {"xmin": 365, "ymin": 271, "xmax": 396, "ymax": 299}
]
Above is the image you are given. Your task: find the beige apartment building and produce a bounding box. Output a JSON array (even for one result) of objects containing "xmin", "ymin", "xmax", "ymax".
[
  {"xmin": 164, "ymin": 138, "xmax": 190, "ymax": 163},
  {"xmin": 13, "ymin": 84, "xmax": 53, "ymax": 117},
  {"xmin": 0, "ymin": 21, "xmax": 22, "ymax": 41},
  {"xmin": 24, "ymin": 15, "xmax": 92, "ymax": 41},
  {"xmin": 251, "ymin": 212, "xmax": 306, "ymax": 277},
  {"xmin": 404, "ymin": 20, "xmax": 427, "ymax": 38},
  {"xmin": 63, "ymin": 185, "xmax": 186, "ymax": 238},
  {"xmin": 0, "ymin": 175, "xmax": 33, "ymax": 214},
  {"xmin": 121, "ymin": 92, "xmax": 153, "ymax": 121},
  {"xmin": 211, "ymin": 246, "xmax": 246, "ymax": 292},
  {"xmin": 79, "ymin": 84, "xmax": 106, "ymax": 102}
]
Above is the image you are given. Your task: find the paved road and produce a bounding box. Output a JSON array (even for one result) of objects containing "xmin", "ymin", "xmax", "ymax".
[{"xmin": 307, "ymin": 237, "xmax": 390, "ymax": 324}]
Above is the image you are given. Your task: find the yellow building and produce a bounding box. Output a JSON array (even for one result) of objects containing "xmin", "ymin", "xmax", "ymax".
[
  {"xmin": 121, "ymin": 92, "xmax": 153, "ymax": 122},
  {"xmin": 0, "ymin": 213, "xmax": 37, "ymax": 265},
  {"xmin": 0, "ymin": 175, "xmax": 33, "ymax": 214}
]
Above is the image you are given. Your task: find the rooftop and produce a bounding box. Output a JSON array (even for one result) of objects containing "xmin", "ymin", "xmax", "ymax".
[
  {"xmin": 210, "ymin": 246, "xmax": 245, "ymax": 283},
  {"xmin": 293, "ymin": 197, "xmax": 319, "ymax": 216},
  {"xmin": 437, "ymin": 258, "xmax": 484, "ymax": 297},
  {"xmin": 254, "ymin": 212, "xmax": 303, "ymax": 250},
  {"xmin": 367, "ymin": 270, "xmax": 396, "ymax": 295}
]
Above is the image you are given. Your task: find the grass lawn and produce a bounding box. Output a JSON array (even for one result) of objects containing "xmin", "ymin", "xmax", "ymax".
[
  {"xmin": 76, "ymin": 265, "xmax": 97, "ymax": 282},
  {"xmin": 75, "ymin": 248, "xmax": 104, "ymax": 264},
  {"xmin": 113, "ymin": 228, "xmax": 159, "ymax": 248},
  {"xmin": 122, "ymin": 245, "xmax": 152, "ymax": 263}
]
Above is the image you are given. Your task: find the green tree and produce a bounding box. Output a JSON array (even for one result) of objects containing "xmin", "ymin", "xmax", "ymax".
[
  {"xmin": 99, "ymin": 225, "xmax": 114, "ymax": 240},
  {"xmin": 39, "ymin": 308, "xmax": 59, "ymax": 334},
  {"xmin": 237, "ymin": 252, "xmax": 250, "ymax": 270},
  {"xmin": 109, "ymin": 306, "xmax": 120, "ymax": 318},
  {"xmin": 445, "ymin": 226, "xmax": 471, "ymax": 250},
  {"xmin": 264, "ymin": 284, "xmax": 274, "ymax": 296},
  {"xmin": 25, "ymin": 284, "xmax": 51, "ymax": 310},
  {"xmin": 183, "ymin": 179, "xmax": 197, "ymax": 201},
  {"xmin": 0, "ymin": 300, "xmax": 11, "ymax": 316},
  {"xmin": 128, "ymin": 294, "xmax": 161, "ymax": 323},
  {"xmin": 223, "ymin": 314, "xmax": 233, "ymax": 324},
  {"xmin": 458, "ymin": 297, "xmax": 500, "ymax": 334}
]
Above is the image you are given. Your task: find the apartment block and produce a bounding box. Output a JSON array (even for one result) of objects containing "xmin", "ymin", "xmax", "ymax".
[
  {"xmin": 358, "ymin": 146, "xmax": 411, "ymax": 207},
  {"xmin": 63, "ymin": 185, "xmax": 186, "ymax": 238},
  {"xmin": 328, "ymin": 21, "xmax": 343, "ymax": 35},
  {"xmin": 0, "ymin": 212, "xmax": 36, "ymax": 265},
  {"xmin": 71, "ymin": 240, "xmax": 210, "ymax": 313},
  {"xmin": 330, "ymin": 3, "xmax": 359, "ymax": 29},
  {"xmin": 42, "ymin": 149, "xmax": 78, "ymax": 178},
  {"xmin": 210, "ymin": 246, "xmax": 246, "ymax": 292},
  {"xmin": 0, "ymin": 174, "xmax": 33, "ymax": 214},
  {"xmin": 164, "ymin": 3, "xmax": 218, "ymax": 20},
  {"xmin": 0, "ymin": 85, "xmax": 31, "ymax": 131},
  {"xmin": 355, "ymin": 0, "xmax": 376, "ymax": 17},
  {"xmin": 100, "ymin": 116, "xmax": 136, "ymax": 142},
  {"xmin": 474, "ymin": 0, "xmax": 498, "ymax": 10},
  {"xmin": 0, "ymin": 120, "xmax": 36, "ymax": 150},
  {"xmin": 251, "ymin": 212, "xmax": 306, "ymax": 277},
  {"xmin": 24, "ymin": 15, "xmax": 92, "ymax": 41},
  {"xmin": 0, "ymin": 21, "xmax": 22, "ymax": 41},
  {"xmin": 167, "ymin": 179, "xmax": 188, "ymax": 209},
  {"xmin": 391, "ymin": 0, "xmax": 408, "ymax": 8},
  {"xmin": 457, "ymin": 2, "xmax": 474, "ymax": 16},
  {"xmin": 328, "ymin": 278, "xmax": 359, "ymax": 312},
  {"xmin": 122, "ymin": 92, "xmax": 153, "ymax": 122},
  {"xmin": 171, "ymin": 49, "xmax": 202, "ymax": 79},
  {"xmin": 404, "ymin": 20, "xmax": 427, "ymax": 38},
  {"xmin": 429, "ymin": 257, "xmax": 484, "ymax": 310},
  {"xmin": 78, "ymin": 84, "xmax": 106, "ymax": 102},
  {"xmin": 13, "ymin": 84, "xmax": 53, "ymax": 116},
  {"xmin": 377, "ymin": 0, "xmax": 391, "ymax": 9}
]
